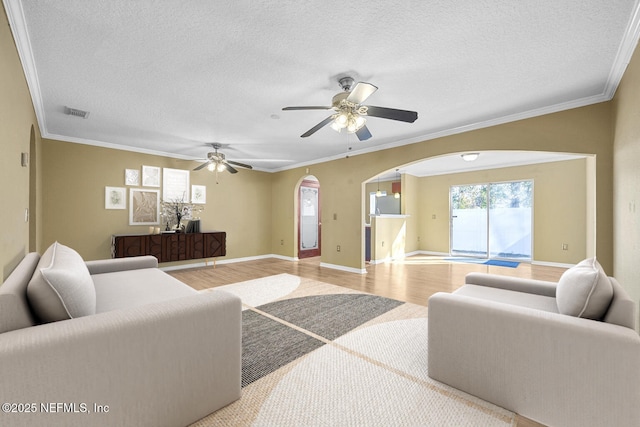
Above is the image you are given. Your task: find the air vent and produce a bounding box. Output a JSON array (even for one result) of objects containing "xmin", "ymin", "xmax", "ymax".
[{"xmin": 64, "ymin": 106, "xmax": 90, "ymax": 119}]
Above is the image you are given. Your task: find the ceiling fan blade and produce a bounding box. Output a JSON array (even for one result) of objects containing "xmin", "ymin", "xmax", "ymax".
[
  {"xmin": 356, "ymin": 124, "xmax": 372, "ymax": 141},
  {"xmin": 365, "ymin": 106, "xmax": 418, "ymax": 123},
  {"xmin": 223, "ymin": 161, "xmax": 238, "ymax": 174},
  {"xmin": 301, "ymin": 115, "xmax": 335, "ymax": 138},
  {"xmin": 193, "ymin": 160, "xmax": 212, "ymax": 171},
  {"xmin": 227, "ymin": 160, "xmax": 253, "ymax": 170},
  {"xmin": 282, "ymin": 106, "xmax": 332, "ymax": 111},
  {"xmin": 346, "ymin": 82, "xmax": 378, "ymax": 104}
]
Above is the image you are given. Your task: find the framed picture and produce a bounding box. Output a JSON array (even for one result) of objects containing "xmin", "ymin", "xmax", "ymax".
[
  {"xmin": 129, "ymin": 189, "xmax": 160, "ymax": 225},
  {"xmin": 142, "ymin": 165, "xmax": 161, "ymax": 187},
  {"xmin": 192, "ymin": 185, "xmax": 206, "ymax": 204},
  {"xmin": 105, "ymin": 187, "xmax": 126, "ymax": 209},
  {"xmin": 163, "ymin": 168, "xmax": 190, "ymax": 202},
  {"xmin": 125, "ymin": 169, "xmax": 139, "ymax": 186}
]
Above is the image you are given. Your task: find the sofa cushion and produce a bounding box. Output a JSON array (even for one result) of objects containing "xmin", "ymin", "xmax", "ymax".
[
  {"xmin": 27, "ymin": 242, "xmax": 96, "ymax": 323},
  {"xmin": 454, "ymin": 284, "xmax": 559, "ymax": 313},
  {"xmin": 92, "ymin": 268, "xmax": 196, "ymax": 313},
  {"xmin": 556, "ymin": 258, "xmax": 613, "ymax": 320}
]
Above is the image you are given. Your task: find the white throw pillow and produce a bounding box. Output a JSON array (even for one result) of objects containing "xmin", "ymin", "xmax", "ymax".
[
  {"xmin": 556, "ymin": 258, "xmax": 613, "ymax": 320},
  {"xmin": 27, "ymin": 242, "xmax": 96, "ymax": 323}
]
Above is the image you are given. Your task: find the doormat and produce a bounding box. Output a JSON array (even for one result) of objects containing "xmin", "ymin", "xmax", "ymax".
[{"xmin": 446, "ymin": 258, "xmax": 520, "ymax": 268}]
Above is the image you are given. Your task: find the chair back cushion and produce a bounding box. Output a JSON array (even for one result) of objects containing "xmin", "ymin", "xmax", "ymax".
[
  {"xmin": 556, "ymin": 258, "xmax": 613, "ymax": 320},
  {"xmin": 27, "ymin": 242, "xmax": 96, "ymax": 323},
  {"xmin": 0, "ymin": 253, "xmax": 40, "ymax": 334}
]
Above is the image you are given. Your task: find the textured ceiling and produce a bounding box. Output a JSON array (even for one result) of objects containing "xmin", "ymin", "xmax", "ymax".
[{"xmin": 5, "ymin": 0, "xmax": 640, "ymax": 173}]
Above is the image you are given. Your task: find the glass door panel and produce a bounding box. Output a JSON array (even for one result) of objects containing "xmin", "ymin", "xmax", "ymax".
[
  {"xmin": 488, "ymin": 181, "xmax": 532, "ymax": 259},
  {"xmin": 299, "ymin": 181, "xmax": 320, "ymax": 258},
  {"xmin": 450, "ymin": 184, "xmax": 488, "ymax": 257}
]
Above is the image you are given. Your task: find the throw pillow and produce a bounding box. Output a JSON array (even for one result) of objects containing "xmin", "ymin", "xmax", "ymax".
[
  {"xmin": 556, "ymin": 258, "xmax": 613, "ymax": 320},
  {"xmin": 27, "ymin": 242, "xmax": 96, "ymax": 323}
]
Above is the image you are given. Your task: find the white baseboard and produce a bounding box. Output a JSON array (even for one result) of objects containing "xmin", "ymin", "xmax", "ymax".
[
  {"xmin": 531, "ymin": 260, "xmax": 574, "ymax": 269},
  {"xmin": 415, "ymin": 250, "xmax": 450, "ymax": 257},
  {"xmin": 320, "ymin": 262, "xmax": 367, "ymax": 275},
  {"xmin": 160, "ymin": 254, "xmax": 278, "ymax": 272}
]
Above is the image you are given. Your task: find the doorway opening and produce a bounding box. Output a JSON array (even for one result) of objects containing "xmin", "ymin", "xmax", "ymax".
[{"xmin": 298, "ymin": 178, "xmax": 321, "ymax": 259}]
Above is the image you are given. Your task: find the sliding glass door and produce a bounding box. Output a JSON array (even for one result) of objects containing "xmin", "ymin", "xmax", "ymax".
[
  {"xmin": 451, "ymin": 181, "xmax": 532, "ymax": 260},
  {"xmin": 488, "ymin": 181, "xmax": 532, "ymax": 259},
  {"xmin": 450, "ymin": 184, "xmax": 488, "ymax": 257}
]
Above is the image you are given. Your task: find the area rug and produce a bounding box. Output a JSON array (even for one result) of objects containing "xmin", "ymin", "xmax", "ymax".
[
  {"xmin": 191, "ymin": 274, "xmax": 516, "ymax": 426},
  {"xmin": 446, "ymin": 257, "xmax": 520, "ymax": 268}
]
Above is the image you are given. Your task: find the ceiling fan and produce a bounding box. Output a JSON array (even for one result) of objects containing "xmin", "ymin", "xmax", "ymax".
[
  {"xmin": 193, "ymin": 143, "xmax": 253, "ymax": 174},
  {"xmin": 282, "ymin": 76, "xmax": 418, "ymax": 141}
]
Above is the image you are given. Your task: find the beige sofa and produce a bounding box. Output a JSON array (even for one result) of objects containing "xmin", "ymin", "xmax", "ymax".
[
  {"xmin": 0, "ymin": 243, "xmax": 241, "ymax": 427},
  {"xmin": 428, "ymin": 258, "xmax": 640, "ymax": 427}
]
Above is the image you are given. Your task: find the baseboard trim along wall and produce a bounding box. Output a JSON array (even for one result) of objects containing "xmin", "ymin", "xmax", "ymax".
[{"xmin": 319, "ymin": 262, "xmax": 367, "ymax": 275}]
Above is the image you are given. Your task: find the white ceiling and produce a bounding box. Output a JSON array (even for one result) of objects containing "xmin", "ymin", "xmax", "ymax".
[{"xmin": 5, "ymin": 1, "xmax": 640, "ymax": 173}]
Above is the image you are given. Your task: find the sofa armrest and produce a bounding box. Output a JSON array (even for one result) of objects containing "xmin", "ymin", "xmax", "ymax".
[
  {"xmin": 0, "ymin": 290, "xmax": 241, "ymax": 427},
  {"xmin": 85, "ymin": 255, "xmax": 158, "ymax": 275},
  {"xmin": 428, "ymin": 292, "xmax": 640, "ymax": 427},
  {"xmin": 464, "ymin": 272, "xmax": 557, "ymax": 297}
]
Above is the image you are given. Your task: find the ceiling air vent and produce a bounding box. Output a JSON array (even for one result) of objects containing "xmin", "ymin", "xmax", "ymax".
[{"xmin": 64, "ymin": 106, "xmax": 90, "ymax": 119}]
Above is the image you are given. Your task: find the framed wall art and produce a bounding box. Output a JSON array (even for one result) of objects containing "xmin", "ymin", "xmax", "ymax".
[
  {"xmin": 142, "ymin": 165, "xmax": 161, "ymax": 187},
  {"xmin": 191, "ymin": 185, "xmax": 206, "ymax": 204},
  {"xmin": 105, "ymin": 186, "xmax": 126, "ymax": 209},
  {"xmin": 163, "ymin": 168, "xmax": 189, "ymax": 202},
  {"xmin": 125, "ymin": 169, "xmax": 139, "ymax": 186},
  {"xmin": 129, "ymin": 188, "xmax": 160, "ymax": 225}
]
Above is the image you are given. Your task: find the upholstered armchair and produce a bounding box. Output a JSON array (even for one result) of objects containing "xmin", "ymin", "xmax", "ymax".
[{"xmin": 428, "ymin": 258, "xmax": 640, "ymax": 427}]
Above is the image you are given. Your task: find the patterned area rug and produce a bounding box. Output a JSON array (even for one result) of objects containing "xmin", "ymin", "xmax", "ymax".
[{"xmin": 191, "ymin": 274, "xmax": 515, "ymax": 426}]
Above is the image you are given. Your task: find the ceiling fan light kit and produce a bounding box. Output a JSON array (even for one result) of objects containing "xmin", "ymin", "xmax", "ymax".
[
  {"xmin": 194, "ymin": 143, "xmax": 253, "ymax": 180},
  {"xmin": 282, "ymin": 75, "xmax": 417, "ymax": 141}
]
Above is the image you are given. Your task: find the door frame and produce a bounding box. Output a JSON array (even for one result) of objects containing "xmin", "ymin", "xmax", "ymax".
[{"xmin": 298, "ymin": 179, "xmax": 321, "ymax": 258}]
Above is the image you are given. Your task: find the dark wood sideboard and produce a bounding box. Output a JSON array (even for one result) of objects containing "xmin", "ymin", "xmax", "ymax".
[{"xmin": 111, "ymin": 231, "xmax": 226, "ymax": 263}]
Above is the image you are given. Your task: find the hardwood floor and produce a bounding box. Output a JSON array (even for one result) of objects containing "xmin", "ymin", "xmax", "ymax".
[
  {"xmin": 168, "ymin": 254, "xmax": 566, "ymax": 307},
  {"xmin": 168, "ymin": 254, "xmax": 562, "ymax": 427}
]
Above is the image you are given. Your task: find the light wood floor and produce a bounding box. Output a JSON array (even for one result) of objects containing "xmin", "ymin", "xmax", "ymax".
[
  {"xmin": 168, "ymin": 254, "xmax": 566, "ymax": 307},
  {"xmin": 169, "ymin": 254, "xmax": 565, "ymax": 427}
]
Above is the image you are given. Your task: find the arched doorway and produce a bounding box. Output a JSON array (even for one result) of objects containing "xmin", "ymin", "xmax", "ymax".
[{"xmin": 298, "ymin": 177, "xmax": 321, "ymax": 258}]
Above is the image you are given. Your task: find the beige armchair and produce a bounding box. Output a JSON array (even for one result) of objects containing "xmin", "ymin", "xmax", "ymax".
[{"xmin": 428, "ymin": 261, "xmax": 640, "ymax": 427}]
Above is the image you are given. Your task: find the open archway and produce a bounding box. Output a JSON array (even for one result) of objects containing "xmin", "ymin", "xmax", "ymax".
[{"xmin": 362, "ymin": 150, "xmax": 596, "ymax": 267}]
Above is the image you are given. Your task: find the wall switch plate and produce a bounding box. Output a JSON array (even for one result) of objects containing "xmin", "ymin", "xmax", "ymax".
[{"xmin": 562, "ymin": 243, "xmax": 568, "ymax": 250}]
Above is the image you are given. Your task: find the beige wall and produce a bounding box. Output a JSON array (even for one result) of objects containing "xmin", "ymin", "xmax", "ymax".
[
  {"xmin": 0, "ymin": 7, "xmax": 42, "ymax": 280},
  {"xmin": 612, "ymin": 40, "xmax": 640, "ymax": 324},
  {"xmin": 417, "ymin": 159, "xmax": 589, "ymax": 264},
  {"xmin": 40, "ymin": 139, "xmax": 273, "ymax": 263},
  {"xmin": 270, "ymin": 102, "xmax": 612, "ymax": 272}
]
